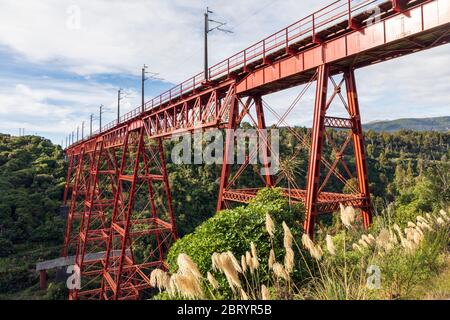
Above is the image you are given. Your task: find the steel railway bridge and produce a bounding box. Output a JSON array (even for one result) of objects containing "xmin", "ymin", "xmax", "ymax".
[{"xmin": 57, "ymin": 0, "xmax": 450, "ymax": 299}]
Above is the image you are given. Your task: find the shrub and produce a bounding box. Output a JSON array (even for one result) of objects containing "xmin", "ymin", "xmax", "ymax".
[
  {"xmin": 43, "ymin": 282, "xmax": 68, "ymax": 300},
  {"xmin": 375, "ymin": 220, "xmax": 449, "ymax": 298},
  {"xmin": 0, "ymin": 264, "xmax": 36, "ymax": 293},
  {"xmin": 0, "ymin": 238, "xmax": 15, "ymax": 257},
  {"xmin": 166, "ymin": 188, "xmax": 305, "ymax": 295}
]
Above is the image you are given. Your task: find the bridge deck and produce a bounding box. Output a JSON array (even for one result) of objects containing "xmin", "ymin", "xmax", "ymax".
[{"xmin": 66, "ymin": 0, "xmax": 450, "ymax": 150}]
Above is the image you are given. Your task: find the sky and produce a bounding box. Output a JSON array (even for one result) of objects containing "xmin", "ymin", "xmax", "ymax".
[{"xmin": 0, "ymin": 0, "xmax": 449, "ymax": 146}]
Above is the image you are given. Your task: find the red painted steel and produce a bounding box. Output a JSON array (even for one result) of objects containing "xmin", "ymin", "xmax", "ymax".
[
  {"xmin": 304, "ymin": 64, "xmax": 330, "ymax": 237},
  {"xmin": 217, "ymin": 91, "xmax": 239, "ymax": 211},
  {"xmin": 70, "ymin": 140, "xmax": 118, "ymax": 300},
  {"xmin": 303, "ymin": 65, "xmax": 372, "ymax": 237},
  {"xmin": 61, "ymin": 0, "xmax": 450, "ymax": 299},
  {"xmin": 254, "ymin": 96, "xmax": 274, "ymax": 187},
  {"xmin": 68, "ymin": 0, "xmax": 449, "ymax": 144},
  {"xmin": 99, "ymin": 127, "xmax": 177, "ymax": 300},
  {"xmin": 222, "ymin": 188, "xmax": 366, "ymax": 212},
  {"xmin": 62, "ymin": 149, "xmax": 88, "ymax": 257},
  {"xmin": 344, "ymin": 69, "xmax": 372, "ymax": 227},
  {"xmin": 237, "ymin": 0, "xmax": 450, "ymax": 94},
  {"xmin": 217, "ymin": 93, "xmax": 274, "ymax": 211}
]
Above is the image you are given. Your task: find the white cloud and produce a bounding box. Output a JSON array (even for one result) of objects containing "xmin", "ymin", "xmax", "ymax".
[
  {"xmin": 0, "ymin": 0, "xmax": 448, "ymax": 144},
  {"xmin": 0, "ymin": 77, "xmax": 139, "ymax": 141},
  {"xmin": 0, "ymin": 0, "xmax": 331, "ymax": 82}
]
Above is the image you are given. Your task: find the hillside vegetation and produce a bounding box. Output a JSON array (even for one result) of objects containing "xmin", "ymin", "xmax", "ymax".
[
  {"xmin": 364, "ymin": 116, "xmax": 450, "ymax": 132},
  {"xmin": 0, "ymin": 134, "xmax": 66, "ymax": 298},
  {"xmin": 154, "ymin": 166, "xmax": 449, "ymax": 300},
  {"xmin": 0, "ymin": 127, "xmax": 448, "ymax": 299}
]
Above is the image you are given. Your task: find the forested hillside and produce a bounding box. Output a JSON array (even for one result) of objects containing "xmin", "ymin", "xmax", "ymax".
[
  {"xmin": 0, "ymin": 134, "xmax": 66, "ymax": 247},
  {"xmin": 364, "ymin": 116, "xmax": 450, "ymax": 132},
  {"xmin": 0, "ymin": 134, "xmax": 66, "ymax": 299},
  {"xmin": 0, "ymin": 128, "xmax": 448, "ymax": 299}
]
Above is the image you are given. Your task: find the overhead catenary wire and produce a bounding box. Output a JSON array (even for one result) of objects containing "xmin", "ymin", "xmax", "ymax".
[
  {"xmin": 66, "ymin": 0, "xmax": 286, "ymax": 144},
  {"xmin": 183, "ymin": 0, "xmax": 283, "ymax": 72}
]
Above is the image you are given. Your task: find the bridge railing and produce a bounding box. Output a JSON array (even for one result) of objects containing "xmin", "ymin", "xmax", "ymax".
[{"xmin": 70, "ymin": 0, "xmax": 391, "ymax": 147}]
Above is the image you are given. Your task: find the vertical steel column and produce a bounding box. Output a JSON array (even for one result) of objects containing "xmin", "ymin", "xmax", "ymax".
[
  {"xmin": 141, "ymin": 137, "xmax": 178, "ymax": 264},
  {"xmin": 304, "ymin": 64, "xmax": 329, "ymax": 238},
  {"xmin": 113, "ymin": 128, "xmax": 143, "ymax": 300},
  {"xmin": 39, "ymin": 270, "xmax": 47, "ymax": 290},
  {"xmin": 141, "ymin": 141, "xmax": 165, "ymax": 262},
  {"xmin": 254, "ymin": 95, "xmax": 274, "ymax": 187},
  {"xmin": 217, "ymin": 95, "xmax": 238, "ymax": 211},
  {"xmin": 101, "ymin": 128, "xmax": 131, "ymax": 300},
  {"xmin": 63, "ymin": 152, "xmax": 75, "ymax": 205},
  {"xmin": 61, "ymin": 152, "xmax": 76, "ymax": 255},
  {"xmin": 62, "ymin": 148, "xmax": 86, "ymax": 257},
  {"xmin": 344, "ymin": 68, "xmax": 372, "ymax": 228},
  {"xmin": 71, "ymin": 141, "xmax": 103, "ymax": 300},
  {"xmin": 392, "ymin": 0, "xmax": 408, "ymax": 12},
  {"xmin": 157, "ymin": 138, "xmax": 178, "ymax": 240}
]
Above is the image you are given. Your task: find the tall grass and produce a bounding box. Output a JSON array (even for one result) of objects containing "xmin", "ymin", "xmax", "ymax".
[{"xmin": 151, "ymin": 207, "xmax": 449, "ymax": 300}]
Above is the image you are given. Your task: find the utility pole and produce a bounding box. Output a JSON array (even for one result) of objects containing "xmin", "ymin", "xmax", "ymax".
[
  {"xmin": 71, "ymin": 131, "xmax": 74, "ymax": 145},
  {"xmin": 99, "ymin": 104, "xmax": 104, "ymax": 133},
  {"xmin": 117, "ymin": 89, "xmax": 123, "ymax": 124},
  {"xmin": 90, "ymin": 114, "xmax": 93, "ymax": 136},
  {"xmin": 76, "ymin": 126, "xmax": 79, "ymax": 142},
  {"xmin": 66, "ymin": 136, "xmax": 68, "ymax": 148},
  {"xmin": 204, "ymin": 8, "xmax": 210, "ymax": 81},
  {"xmin": 141, "ymin": 65, "xmax": 161, "ymax": 113},
  {"xmin": 81, "ymin": 121, "xmax": 85, "ymax": 140},
  {"xmin": 142, "ymin": 65, "xmax": 147, "ymax": 113},
  {"xmin": 204, "ymin": 7, "xmax": 233, "ymax": 81}
]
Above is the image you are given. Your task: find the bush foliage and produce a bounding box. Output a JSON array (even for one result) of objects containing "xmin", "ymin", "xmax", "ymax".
[{"xmin": 167, "ymin": 188, "xmax": 305, "ymax": 277}]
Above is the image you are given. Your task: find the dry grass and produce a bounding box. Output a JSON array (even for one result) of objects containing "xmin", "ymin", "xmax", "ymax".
[
  {"xmin": 408, "ymin": 254, "xmax": 450, "ymax": 300},
  {"xmin": 153, "ymin": 207, "xmax": 450, "ymax": 300}
]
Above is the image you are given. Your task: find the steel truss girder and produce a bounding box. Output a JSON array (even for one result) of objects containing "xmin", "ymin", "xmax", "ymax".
[
  {"xmin": 216, "ymin": 93, "xmax": 274, "ymax": 211},
  {"xmin": 303, "ymin": 64, "xmax": 371, "ymax": 237},
  {"xmin": 142, "ymin": 81, "xmax": 235, "ymax": 139},
  {"xmin": 58, "ymin": 0, "xmax": 450, "ymax": 299},
  {"xmin": 324, "ymin": 116, "xmax": 353, "ymax": 129},
  {"xmin": 63, "ymin": 122, "xmax": 178, "ymax": 300},
  {"xmin": 219, "ymin": 64, "xmax": 371, "ymax": 238},
  {"xmin": 222, "ymin": 188, "xmax": 365, "ymax": 213},
  {"xmin": 98, "ymin": 125, "xmax": 177, "ymax": 300},
  {"xmin": 69, "ymin": 140, "xmax": 118, "ymax": 300}
]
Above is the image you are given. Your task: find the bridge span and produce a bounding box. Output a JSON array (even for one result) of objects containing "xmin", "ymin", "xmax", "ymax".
[{"xmin": 60, "ymin": 0, "xmax": 450, "ymax": 299}]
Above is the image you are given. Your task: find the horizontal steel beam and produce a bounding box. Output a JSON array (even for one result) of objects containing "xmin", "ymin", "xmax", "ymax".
[
  {"xmin": 223, "ymin": 187, "xmax": 368, "ymax": 213},
  {"xmin": 324, "ymin": 116, "xmax": 353, "ymax": 129}
]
